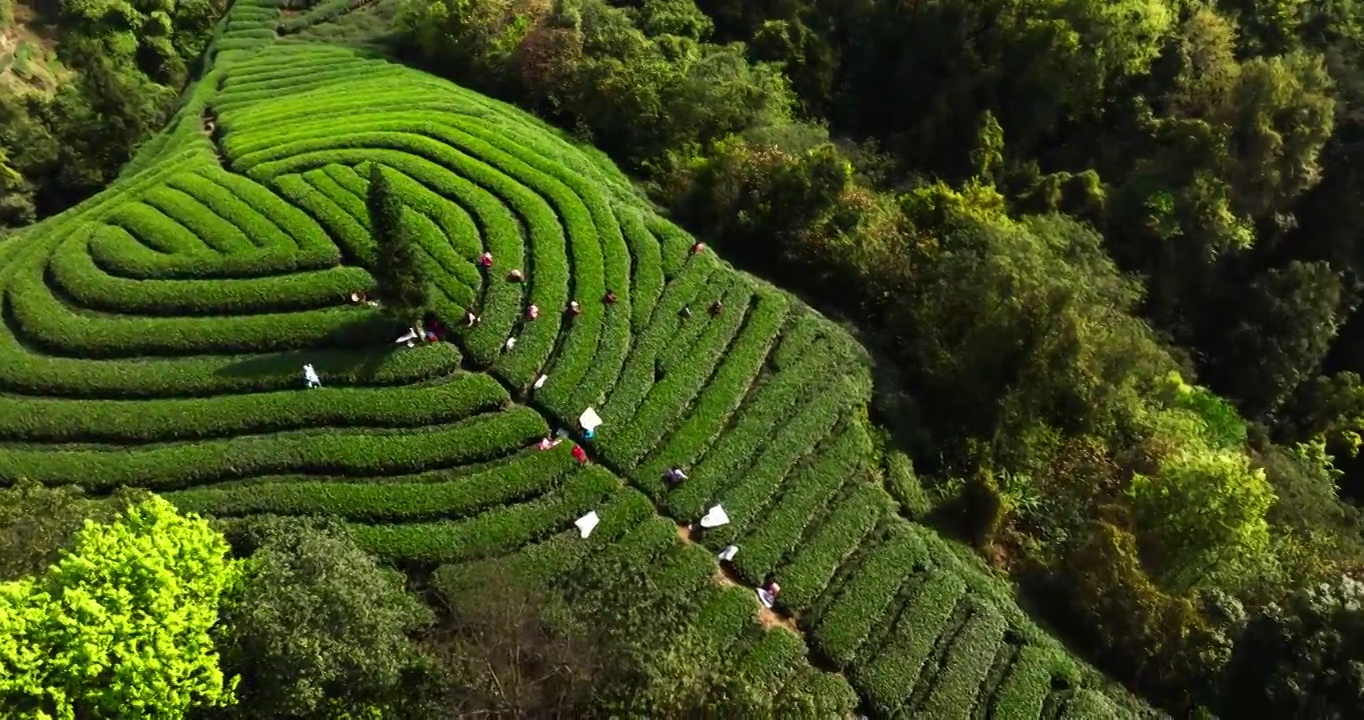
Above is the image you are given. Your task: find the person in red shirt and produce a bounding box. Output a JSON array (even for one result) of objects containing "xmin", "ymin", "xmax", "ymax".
[
  {"xmin": 479, "ymin": 252, "xmax": 493, "ymax": 268},
  {"xmin": 572, "ymin": 445, "xmax": 588, "ymax": 464}
]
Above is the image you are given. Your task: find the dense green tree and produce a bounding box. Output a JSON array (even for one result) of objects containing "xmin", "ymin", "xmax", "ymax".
[
  {"xmin": 428, "ymin": 558, "xmax": 841, "ymax": 717},
  {"xmin": 1280, "ymin": 371, "xmax": 1364, "ymax": 460},
  {"xmin": 1128, "ymin": 442, "xmax": 1277, "ymax": 592},
  {"xmin": 425, "ymin": 563, "xmax": 598, "ymax": 716},
  {"xmin": 0, "ymin": 55, "xmax": 178, "ymax": 225},
  {"xmin": 402, "ymin": 0, "xmax": 798, "ymax": 168},
  {"xmin": 214, "ymin": 517, "xmax": 434, "ymax": 720},
  {"xmin": 1205, "ymin": 261, "xmax": 1348, "ymax": 420},
  {"xmin": 570, "ymin": 559, "xmax": 775, "ymax": 716},
  {"xmin": 56, "ymin": 0, "xmax": 226, "ymax": 86},
  {"xmin": 0, "ymin": 495, "xmax": 241, "ymax": 719},
  {"xmin": 0, "ymin": 480, "xmax": 141, "ymax": 581},
  {"xmin": 1063, "ymin": 519, "xmax": 1234, "ymax": 709},
  {"xmin": 0, "ymin": 0, "xmax": 224, "ymax": 233},
  {"xmin": 625, "ymin": 0, "xmax": 713, "ymax": 40},
  {"xmin": 366, "ymin": 164, "xmax": 428, "ymax": 324},
  {"xmin": 1220, "ymin": 573, "xmax": 1364, "ymax": 717}
]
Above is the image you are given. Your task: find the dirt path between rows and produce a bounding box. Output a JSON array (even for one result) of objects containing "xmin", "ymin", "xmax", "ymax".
[{"xmin": 675, "ymin": 522, "xmax": 803, "ymax": 635}]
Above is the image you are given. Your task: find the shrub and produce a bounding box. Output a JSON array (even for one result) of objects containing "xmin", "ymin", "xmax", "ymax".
[
  {"xmin": 0, "ymin": 496, "xmax": 242, "ymax": 718},
  {"xmin": 916, "ymin": 602, "xmax": 1008, "ymax": 717},
  {"xmin": 775, "ymin": 483, "xmax": 888, "ymax": 611},
  {"xmin": 851, "ymin": 570, "xmax": 968, "ymax": 715},
  {"xmin": 348, "ymin": 467, "xmax": 620, "ymax": 562},
  {"xmin": 726, "ymin": 423, "xmax": 867, "ymax": 581},
  {"xmin": 811, "ymin": 525, "xmax": 931, "ymax": 667},
  {"xmin": 368, "ymin": 164, "xmax": 429, "ymax": 323},
  {"xmin": 885, "ymin": 449, "xmax": 933, "ymax": 519},
  {"xmin": 1063, "ymin": 520, "xmax": 1231, "ymax": 709}
]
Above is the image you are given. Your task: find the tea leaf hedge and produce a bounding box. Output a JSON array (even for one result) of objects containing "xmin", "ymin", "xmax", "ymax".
[{"xmin": 0, "ymin": 3, "xmax": 1149, "ymax": 716}]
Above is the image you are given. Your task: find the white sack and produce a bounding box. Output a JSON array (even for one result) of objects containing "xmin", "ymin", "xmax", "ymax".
[
  {"xmin": 574, "ymin": 511, "xmax": 600, "ymax": 538},
  {"xmin": 699, "ymin": 504, "xmax": 729, "ymax": 528}
]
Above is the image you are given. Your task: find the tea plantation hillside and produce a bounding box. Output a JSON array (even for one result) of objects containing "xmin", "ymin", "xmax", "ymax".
[{"xmin": 0, "ymin": 1, "xmax": 1153, "ymax": 716}]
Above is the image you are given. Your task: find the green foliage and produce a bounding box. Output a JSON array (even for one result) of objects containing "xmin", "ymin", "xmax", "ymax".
[
  {"xmin": 564, "ymin": 557, "xmax": 796, "ymax": 716},
  {"xmin": 367, "ymin": 164, "xmax": 428, "ymax": 323},
  {"xmin": 971, "ymin": 111, "xmax": 1005, "ymax": 184},
  {"xmin": 1220, "ymin": 573, "xmax": 1364, "ymax": 716},
  {"xmin": 1158, "ymin": 371, "xmax": 1248, "ymax": 451},
  {"xmin": 57, "ymin": 0, "xmax": 225, "ymax": 86},
  {"xmin": 1128, "ymin": 448, "xmax": 1276, "ymax": 592},
  {"xmin": 1128, "ymin": 374, "xmax": 1277, "ymax": 592},
  {"xmin": 214, "ymin": 517, "xmax": 434, "ymax": 719},
  {"xmin": 1209, "ymin": 261, "xmax": 1348, "ymax": 420},
  {"xmin": 1063, "ymin": 520, "xmax": 1233, "ymax": 709},
  {"xmin": 431, "ymin": 555, "xmax": 855, "ymax": 718},
  {"xmin": 0, "ymin": 480, "xmax": 140, "ymax": 581},
  {"xmin": 401, "ymin": 0, "xmax": 797, "ymax": 166},
  {"xmin": 0, "ymin": 495, "xmax": 242, "ymax": 719},
  {"xmin": 883, "ymin": 444, "xmax": 938, "ymax": 518}
]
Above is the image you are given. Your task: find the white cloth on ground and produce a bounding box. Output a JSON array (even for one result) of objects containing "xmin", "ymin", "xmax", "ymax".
[
  {"xmin": 574, "ymin": 511, "xmax": 600, "ymax": 538},
  {"xmin": 534, "ymin": 374, "xmax": 549, "ymax": 389},
  {"xmin": 699, "ymin": 504, "xmax": 729, "ymax": 528},
  {"xmin": 718, "ymin": 545, "xmax": 739, "ymax": 562}
]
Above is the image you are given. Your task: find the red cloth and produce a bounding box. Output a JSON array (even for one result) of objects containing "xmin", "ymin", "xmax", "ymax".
[{"xmin": 572, "ymin": 445, "xmax": 588, "ymax": 464}]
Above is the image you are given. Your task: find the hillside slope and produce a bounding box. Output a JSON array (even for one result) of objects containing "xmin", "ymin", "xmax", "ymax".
[{"xmin": 0, "ymin": 1, "xmax": 1155, "ymax": 716}]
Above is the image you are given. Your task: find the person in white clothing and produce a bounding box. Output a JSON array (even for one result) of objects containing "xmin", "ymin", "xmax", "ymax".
[{"xmin": 757, "ymin": 579, "xmax": 781, "ymax": 608}]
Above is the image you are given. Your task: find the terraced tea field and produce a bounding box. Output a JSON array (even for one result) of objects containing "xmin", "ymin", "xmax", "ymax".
[{"xmin": 0, "ymin": 2, "xmax": 1151, "ymax": 717}]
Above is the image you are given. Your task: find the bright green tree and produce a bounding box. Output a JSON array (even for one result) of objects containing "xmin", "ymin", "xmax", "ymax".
[
  {"xmin": 1129, "ymin": 380, "xmax": 1279, "ymax": 592},
  {"xmin": 0, "ymin": 494, "xmax": 242, "ymax": 719},
  {"xmin": 366, "ymin": 164, "xmax": 428, "ymax": 325}
]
